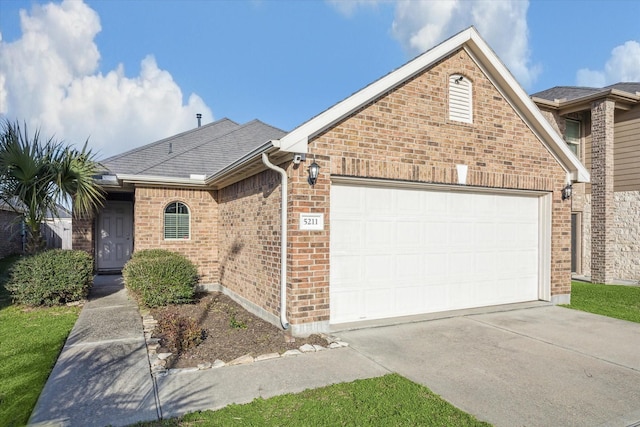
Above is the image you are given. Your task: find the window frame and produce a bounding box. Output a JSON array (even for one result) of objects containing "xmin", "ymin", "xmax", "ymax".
[
  {"xmin": 163, "ymin": 201, "xmax": 191, "ymax": 240},
  {"xmin": 565, "ymin": 119, "xmax": 581, "ymax": 158}
]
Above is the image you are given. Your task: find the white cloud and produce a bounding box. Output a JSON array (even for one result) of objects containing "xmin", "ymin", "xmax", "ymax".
[
  {"xmin": 329, "ymin": 0, "xmax": 540, "ymax": 89},
  {"xmin": 0, "ymin": 0, "xmax": 213, "ymax": 159},
  {"xmin": 576, "ymin": 41, "xmax": 640, "ymax": 87},
  {"xmin": 391, "ymin": 0, "xmax": 540, "ymax": 88}
]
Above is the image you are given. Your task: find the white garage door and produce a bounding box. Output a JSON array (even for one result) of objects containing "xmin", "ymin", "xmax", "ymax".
[{"xmin": 330, "ymin": 183, "xmax": 540, "ymax": 324}]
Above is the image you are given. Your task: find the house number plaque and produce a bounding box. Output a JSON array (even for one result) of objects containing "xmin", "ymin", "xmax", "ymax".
[{"xmin": 299, "ymin": 213, "xmax": 324, "ymax": 231}]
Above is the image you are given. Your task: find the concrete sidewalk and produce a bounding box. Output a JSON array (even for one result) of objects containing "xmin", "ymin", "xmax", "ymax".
[
  {"xmin": 29, "ymin": 275, "xmax": 159, "ymax": 427},
  {"xmin": 30, "ymin": 276, "xmax": 640, "ymax": 426},
  {"xmin": 28, "ymin": 276, "xmax": 388, "ymax": 426}
]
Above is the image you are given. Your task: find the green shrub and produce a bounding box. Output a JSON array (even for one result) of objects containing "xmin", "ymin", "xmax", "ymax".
[
  {"xmin": 155, "ymin": 312, "xmax": 205, "ymax": 354},
  {"xmin": 6, "ymin": 250, "xmax": 93, "ymax": 306},
  {"xmin": 122, "ymin": 249, "xmax": 198, "ymax": 307},
  {"xmin": 130, "ymin": 249, "xmax": 174, "ymax": 260}
]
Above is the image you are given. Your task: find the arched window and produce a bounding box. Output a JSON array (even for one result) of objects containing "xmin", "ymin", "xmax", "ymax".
[
  {"xmin": 449, "ymin": 74, "xmax": 473, "ymax": 123},
  {"xmin": 164, "ymin": 201, "xmax": 190, "ymax": 239}
]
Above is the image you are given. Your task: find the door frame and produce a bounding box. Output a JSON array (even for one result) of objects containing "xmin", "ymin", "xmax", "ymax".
[{"xmin": 96, "ymin": 200, "xmax": 134, "ymax": 272}]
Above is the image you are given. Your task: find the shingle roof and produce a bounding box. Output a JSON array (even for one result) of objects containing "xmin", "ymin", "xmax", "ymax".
[
  {"xmin": 101, "ymin": 118, "xmax": 286, "ymax": 179},
  {"xmin": 531, "ymin": 86, "xmax": 603, "ymax": 101},
  {"xmin": 604, "ymin": 82, "xmax": 640, "ymax": 94},
  {"xmin": 531, "ymin": 82, "xmax": 640, "ymax": 102}
]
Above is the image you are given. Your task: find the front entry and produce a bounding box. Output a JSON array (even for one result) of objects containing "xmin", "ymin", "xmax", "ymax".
[{"xmin": 97, "ymin": 201, "xmax": 133, "ymax": 271}]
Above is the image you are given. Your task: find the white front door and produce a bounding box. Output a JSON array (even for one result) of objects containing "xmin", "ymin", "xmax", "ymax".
[
  {"xmin": 97, "ymin": 201, "xmax": 133, "ymax": 271},
  {"xmin": 330, "ymin": 183, "xmax": 543, "ymax": 324}
]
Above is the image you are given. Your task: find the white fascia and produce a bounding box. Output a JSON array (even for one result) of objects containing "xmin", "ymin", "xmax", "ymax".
[{"xmin": 117, "ymin": 173, "xmax": 208, "ymax": 187}]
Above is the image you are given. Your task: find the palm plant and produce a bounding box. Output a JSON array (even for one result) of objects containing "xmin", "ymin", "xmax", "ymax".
[{"xmin": 0, "ymin": 120, "xmax": 105, "ymax": 254}]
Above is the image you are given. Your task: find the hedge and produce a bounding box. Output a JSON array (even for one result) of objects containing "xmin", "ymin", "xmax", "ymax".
[
  {"xmin": 122, "ymin": 249, "xmax": 198, "ymax": 307},
  {"xmin": 6, "ymin": 249, "xmax": 93, "ymax": 306}
]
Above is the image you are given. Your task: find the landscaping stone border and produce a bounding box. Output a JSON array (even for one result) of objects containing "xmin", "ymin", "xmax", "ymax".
[{"xmin": 141, "ymin": 312, "xmax": 349, "ymax": 376}]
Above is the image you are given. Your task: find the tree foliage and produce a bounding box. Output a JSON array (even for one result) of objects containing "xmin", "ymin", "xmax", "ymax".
[{"xmin": 0, "ymin": 120, "xmax": 105, "ymax": 253}]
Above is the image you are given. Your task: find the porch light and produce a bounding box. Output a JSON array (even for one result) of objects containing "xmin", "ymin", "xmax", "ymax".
[
  {"xmin": 307, "ymin": 158, "xmax": 320, "ymax": 186},
  {"xmin": 562, "ymin": 183, "xmax": 573, "ymax": 200}
]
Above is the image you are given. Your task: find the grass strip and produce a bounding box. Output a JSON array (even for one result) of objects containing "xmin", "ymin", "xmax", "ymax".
[
  {"xmin": 564, "ymin": 281, "xmax": 640, "ymax": 323},
  {"xmin": 135, "ymin": 373, "xmax": 490, "ymax": 427},
  {"xmin": 0, "ymin": 255, "xmax": 80, "ymax": 427}
]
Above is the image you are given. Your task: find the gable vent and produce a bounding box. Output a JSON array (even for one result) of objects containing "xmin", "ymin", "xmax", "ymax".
[{"xmin": 449, "ymin": 74, "xmax": 472, "ymax": 123}]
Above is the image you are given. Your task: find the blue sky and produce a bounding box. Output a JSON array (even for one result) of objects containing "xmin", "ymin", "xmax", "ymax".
[{"xmin": 1, "ymin": 0, "xmax": 639, "ymax": 158}]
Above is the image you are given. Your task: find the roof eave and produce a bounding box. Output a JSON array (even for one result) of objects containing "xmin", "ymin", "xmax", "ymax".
[
  {"xmin": 205, "ymin": 140, "xmax": 288, "ymax": 189},
  {"xmin": 533, "ymin": 89, "xmax": 640, "ymax": 114},
  {"xmin": 113, "ymin": 174, "xmax": 208, "ymax": 189}
]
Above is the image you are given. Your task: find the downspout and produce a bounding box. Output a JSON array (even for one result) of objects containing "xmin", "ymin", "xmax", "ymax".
[{"xmin": 261, "ymin": 152, "xmax": 290, "ymax": 330}]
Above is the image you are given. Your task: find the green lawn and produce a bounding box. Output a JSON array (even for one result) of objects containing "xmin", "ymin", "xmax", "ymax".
[
  {"xmin": 0, "ymin": 255, "xmax": 80, "ymax": 427},
  {"xmin": 135, "ymin": 373, "xmax": 489, "ymax": 427},
  {"xmin": 565, "ymin": 281, "xmax": 640, "ymax": 323}
]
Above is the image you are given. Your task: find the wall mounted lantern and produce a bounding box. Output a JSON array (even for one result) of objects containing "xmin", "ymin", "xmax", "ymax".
[
  {"xmin": 307, "ymin": 158, "xmax": 320, "ymax": 187},
  {"xmin": 562, "ymin": 183, "xmax": 573, "ymax": 200}
]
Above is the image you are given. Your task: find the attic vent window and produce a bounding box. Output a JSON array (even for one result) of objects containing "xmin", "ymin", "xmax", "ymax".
[
  {"xmin": 449, "ymin": 74, "xmax": 473, "ymax": 123},
  {"xmin": 164, "ymin": 201, "xmax": 190, "ymax": 240}
]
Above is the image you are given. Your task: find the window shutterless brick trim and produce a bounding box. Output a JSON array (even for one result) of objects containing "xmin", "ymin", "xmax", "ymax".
[{"xmin": 134, "ymin": 187, "xmax": 219, "ymax": 284}]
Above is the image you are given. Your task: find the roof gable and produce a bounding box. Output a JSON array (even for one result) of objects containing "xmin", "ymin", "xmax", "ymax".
[{"xmin": 272, "ymin": 26, "xmax": 589, "ymax": 183}]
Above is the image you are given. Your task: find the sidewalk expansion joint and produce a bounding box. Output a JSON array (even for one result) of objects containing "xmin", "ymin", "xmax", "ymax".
[{"xmin": 65, "ymin": 337, "xmax": 145, "ymax": 348}]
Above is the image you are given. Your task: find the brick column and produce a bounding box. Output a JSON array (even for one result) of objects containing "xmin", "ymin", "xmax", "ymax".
[
  {"xmin": 590, "ymin": 99, "xmax": 615, "ymax": 284},
  {"xmin": 72, "ymin": 215, "xmax": 94, "ymax": 256}
]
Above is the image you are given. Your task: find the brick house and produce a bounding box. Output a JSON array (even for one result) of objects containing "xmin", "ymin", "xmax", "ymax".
[
  {"xmin": 532, "ymin": 83, "xmax": 640, "ymax": 284},
  {"xmin": 74, "ymin": 27, "xmax": 588, "ymax": 335}
]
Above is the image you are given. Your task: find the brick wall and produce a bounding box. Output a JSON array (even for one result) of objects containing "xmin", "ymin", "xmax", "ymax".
[
  {"xmin": 217, "ymin": 170, "xmax": 284, "ymax": 324},
  {"xmin": 0, "ymin": 209, "xmax": 22, "ymax": 258},
  {"xmin": 134, "ymin": 187, "xmax": 219, "ymax": 284},
  {"xmin": 72, "ymin": 215, "xmax": 94, "ymax": 256},
  {"xmin": 282, "ymin": 48, "xmax": 570, "ymax": 329}
]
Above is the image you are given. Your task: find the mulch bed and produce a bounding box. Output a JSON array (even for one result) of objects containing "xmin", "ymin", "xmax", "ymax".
[{"xmin": 150, "ymin": 292, "xmax": 327, "ymax": 369}]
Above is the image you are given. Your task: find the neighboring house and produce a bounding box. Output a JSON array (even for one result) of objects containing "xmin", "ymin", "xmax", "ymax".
[
  {"xmin": 532, "ymin": 83, "xmax": 640, "ymax": 284},
  {"xmin": 74, "ymin": 27, "xmax": 588, "ymax": 336},
  {"xmin": 0, "ymin": 203, "xmax": 22, "ymax": 258},
  {"xmin": 0, "ymin": 203, "xmax": 73, "ymax": 257}
]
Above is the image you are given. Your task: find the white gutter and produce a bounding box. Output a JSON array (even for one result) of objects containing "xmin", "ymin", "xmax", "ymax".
[{"xmin": 261, "ymin": 152, "xmax": 290, "ymax": 330}]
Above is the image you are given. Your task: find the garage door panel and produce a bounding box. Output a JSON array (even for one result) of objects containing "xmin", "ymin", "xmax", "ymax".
[
  {"xmin": 330, "ymin": 255, "xmax": 362, "ymax": 283},
  {"xmin": 397, "ymin": 254, "xmax": 424, "ymax": 280},
  {"xmin": 331, "ymin": 220, "xmax": 362, "ymax": 251},
  {"xmin": 397, "ymin": 221, "xmax": 423, "ymax": 248},
  {"xmin": 363, "ymin": 288, "xmax": 394, "ymax": 317},
  {"xmin": 364, "ymin": 220, "xmax": 394, "ymax": 248},
  {"xmin": 423, "ymin": 222, "xmax": 449, "ymax": 248},
  {"xmin": 423, "ymin": 253, "xmax": 448, "ymax": 278},
  {"xmin": 330, "ymin": 184, "xmax": 541, "ymax": 324},
  {"xmin": 363, "ymin": 255, "xmax": 394, "ymax": 281}
]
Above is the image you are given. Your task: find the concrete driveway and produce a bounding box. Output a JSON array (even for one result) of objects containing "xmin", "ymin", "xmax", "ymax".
[{"xmin": 338, "ymin": 304, "xmax": 640, "ymax": 427}]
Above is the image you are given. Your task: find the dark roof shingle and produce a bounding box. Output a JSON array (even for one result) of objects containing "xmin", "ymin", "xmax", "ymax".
[
  {"xmin": 101, "ymin": 118, "xmax": 286, "ymax": 179},
  {"xmin": 531, "ymin": 82, "xmax": 640, "ymax": 102}
]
